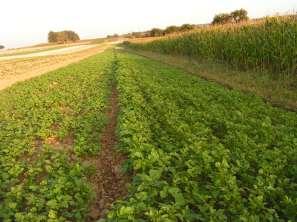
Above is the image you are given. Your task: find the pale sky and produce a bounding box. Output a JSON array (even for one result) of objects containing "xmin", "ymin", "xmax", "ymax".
[{"xmin": 1, "ymin": 0, "xmax": 296, "ymax": 48}]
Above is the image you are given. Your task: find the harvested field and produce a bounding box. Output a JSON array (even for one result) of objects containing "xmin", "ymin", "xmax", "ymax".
[{"xmin": 0, "ymin": 44, "xmax": 110, "ymax": 90}]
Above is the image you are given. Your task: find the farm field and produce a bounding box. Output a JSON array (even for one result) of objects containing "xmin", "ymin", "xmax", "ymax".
[
  {"xmin": 127, "ymin": 16, "xmax": 297, "ymax": 75},
  {"xmin": 0, "ymin": 38, "xmax": 123, "ymax": 60},
  {"xmin": 0, "ymin": 43, "xmax": 110, "ymax": 91},
  {"xmin": 0, "ymin": 51, "xmax": 122, "ymax": 221},
  {"xmin": 0, "ymin": 41, "xmax": 95, "ymax": 57},
  {"xmin": 0, "ymin": 45, "xmax": 66, "ymax": 58},
  {"xmin": 126, "ymin": 16, "xmax": 297, "ymax": 112},
  {"xmin": 0, "ymin": 49, "xmax": 296, "ymax": 221},
  {"xmin": 123, "ymin": 48, "xmax": 297, "ymax": 112},
  {"xmin": 0, "ymin": 45, "xmax": 97, "ymax": 61}
]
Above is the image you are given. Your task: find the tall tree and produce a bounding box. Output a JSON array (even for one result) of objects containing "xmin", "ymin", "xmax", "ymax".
[
  {"xmin": 48, "ymin": 31, "xmax": 80, "ymax": 43},
  {"xmin": 212, "ymin": 9, "xmax": 249, "ymax": 25},
  {"xmin": 212, "ymin": 13, "xmax": 233, "ymax": 25},
  {"xmin": 231, "ymin": 9, "xmax": 249, "ymax": 23},
  {"xmin": 0, "ymin": 45, "xmax": 4, "ymax": 50},
  {"xmin": 48, "ymin": 31, "xmax": 56, "ymax": 43}
]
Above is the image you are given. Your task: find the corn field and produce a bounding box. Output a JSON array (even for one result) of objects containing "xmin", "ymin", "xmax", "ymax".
[{"xmin": 128, "ymin": 16, "xmax": 297, "ymax": 75}]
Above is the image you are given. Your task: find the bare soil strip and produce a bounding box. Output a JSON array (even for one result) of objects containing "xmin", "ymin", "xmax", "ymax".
[{"xmin": 87, "ymin": 85, "xmax": 129, "ymax": 221}]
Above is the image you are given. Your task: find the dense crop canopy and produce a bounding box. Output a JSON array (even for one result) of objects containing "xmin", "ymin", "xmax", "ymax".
[
  {"xmin": 1, "ymin": 49, "xmax": 296, "ymax": 221},
  {"xmin": 106, "ymin": 52, "xmax": 297, "ymax": 221},
  {"xmin": 128, "ymin": 16, "xmax": 297, "ymax": 76},
  {"xmin": 0, "ymin": 52, "xmax": 114, "ymax": 221}
]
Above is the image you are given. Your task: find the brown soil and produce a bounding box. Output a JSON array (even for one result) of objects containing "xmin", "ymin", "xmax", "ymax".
[
  {"xmin": 86, "ymin": 85, "xmax": 129, "ymax": 221},
  {"xmin": 44, "ymin": 135, "xmax": 74, "ymax": 151}
]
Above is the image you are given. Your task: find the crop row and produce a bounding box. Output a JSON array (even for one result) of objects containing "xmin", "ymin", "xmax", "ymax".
[
  {"xmin": 0, "ymin": 52, "xmax": 115, "ymax": 221},
  {"xmin": 127, "ymin": 16, "xmax": 297, "ymax": 75},
  {"xmin": 105, "ymin": 52, "xmax": 297, "ymax": 221},
  {"xmin": 1, "ymin": 49, "xmax": 296, "ymax": 221}
]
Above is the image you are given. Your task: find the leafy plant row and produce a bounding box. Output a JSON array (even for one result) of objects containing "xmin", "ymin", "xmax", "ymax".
[
  {"xmin": 127, "ymin": 16, "xmax": 297, "ymax": 75},
  {"xmin": 0, "ymin": 52, "xmax": 115, "ymax": 221},
  {"xmin": 106, "ymin": 52, "xmax": 297, "ymax": 221}
]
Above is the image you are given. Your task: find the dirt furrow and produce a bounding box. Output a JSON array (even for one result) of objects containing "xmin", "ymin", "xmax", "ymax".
[{"xmin": 87, "ymin": 85, "xmax": 129, "ymax": 221}]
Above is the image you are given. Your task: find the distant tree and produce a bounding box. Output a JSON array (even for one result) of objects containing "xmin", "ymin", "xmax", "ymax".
[
  {"xmin": 48, "ymin": 31, "xmax": 56, "ymax": 43},
  {"xmin": 0, "ymin": 45, "xmax": 4, "ymax": 50},
  {"xmin": 131, "ymin": 32, "xmax": 141, "ymax": 38},
  {"xmin": 179, "ymin": 24, "xmax": 195, "ymax": 32},
  {"xmin": 48, "ymin": 31, "xmax": 80, "ymax": 43},
  {"xmin": 106, "ymin": 33, "xmax": 120, "ymax": 38},
  {"xmin": 231, "ymin": 9, "xmax": 249, "ymax": 23},
  {"xmin": 164, "ymin": 25, "xmax": 179, "ymax": 34},
  {"xmin": 150, "ymin": 28, "xmax": 164, "ymax": 37},
  {"xmin": 64, "ymin": 30, "xmax": 80, "ymax": 41},
  {"xmin": 129, "ymin": 32, "xmax": 150, "ymax": 38},
  {"xmin": 212, "ymin": 13, "xmax": 233, "ymax": 25},
  {"xmin": 212, "ymin": 9, "xmax": 249, "ymax": 25}
]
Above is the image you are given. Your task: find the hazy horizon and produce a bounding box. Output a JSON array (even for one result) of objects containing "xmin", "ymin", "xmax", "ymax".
[{"xmin": 1, "ymin": 0, "xmax": 297, "ymax": 49}]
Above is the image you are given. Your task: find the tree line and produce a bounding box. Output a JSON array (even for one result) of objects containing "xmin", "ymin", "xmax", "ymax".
[
  {"xmin": 212, "ymin": 9, "xmax": 248, "ymax": 25},
  {"xmin": 150, "ymin": 23, "xmax": 197, "ymax": 37},
  {"xmin": 124, "ymin": 9, "xmax": 249, "ymax": 38},
  {"xmin": 48, "ymin": 31, "xmax": 80, "ymax": 43},
  {"xmin": 125, "ymin": 23, "xmax": 197, "ymax": 38}
]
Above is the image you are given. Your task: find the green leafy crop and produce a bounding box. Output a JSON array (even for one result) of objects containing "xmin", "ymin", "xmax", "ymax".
[
  {"xmin": 0, "ymin": 51, "xmax": 115, "ymax": 221},
  {"xmin": 1, "ymin": 49, "xmax": 296, "ymax": 221},
  {"xmin": 106, "ymin": 52, "xmax": 297, "ymax": 221}
]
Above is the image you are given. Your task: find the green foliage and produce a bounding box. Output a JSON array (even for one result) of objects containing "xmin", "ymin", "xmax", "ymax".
[
  {"xmin": 0, "ymin": 45, "xmax": 4, "ymax": 49},
  {"xmin": 105, "ymin": 52, "xmax": 297, "ymax": 221},
  {"xmin": 212, "ymin": 13, "xmax": 233, "ymax": 25},
  {"xmin": 164, "ymin": 26, "xmax": 179, "ymax": 34},
  {"xmin": 179, "ymin": 24, "xmax": 195, "ymax": 32},
  {"xmin": 128, "ymin": 16, "xmax": 297, "ymax": 75},
  {"xmin": 128, "ymin": 24, "xmax": 195, "ymax": 39},
  {"xmin": 212, "ymin": 8, "xmax": 249, "ymax": 24},
  {"xmin": 150, "ymin": 28, "xmax": 165, "ymax": 37},
  {"xmin": 48, "ymin": 30, "xmax": 80, "ymax": 43},
  {"xmin": 48, "ymin": 31, "xmax": 56, "ymax": 43},
  {"xmin": 1, "ymin": 49, "xmax": 297, "ymax": 221},
  {"xmin": 107, "ymin": 34, "xmax": 119, "ymax": 38},
  {"xmin": 231, "ymin": 9, "xmax": 249, "ymax": 23},
  {"xmin": 128, "ymin": 32, "xmax": 149, "ymax": 38},
  {"xmin": 0, "ymin": 52, "xmax": 114, "ymax": 221},
  {"xmin": 150, "ymin": 24, "xmax": 195, "ymax": 37}
]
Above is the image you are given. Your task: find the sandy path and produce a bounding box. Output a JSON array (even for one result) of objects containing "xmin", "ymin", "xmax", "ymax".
[
  {"xmin": 0, "ymin": 44, "xmax": 110, "ymax": 91},
  {"xmin": 0, "ymin": 45, "xmax": 96, "ymax": 61}
]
